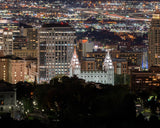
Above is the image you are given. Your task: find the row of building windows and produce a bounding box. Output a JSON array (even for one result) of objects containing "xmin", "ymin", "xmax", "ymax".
[
  {"xmin": 81, "ymin": 75, "xmax": 112, "ymax": 78},
  {"xmin": 39, "ymin": 33, "xmax": 74, "ymax": 36}
]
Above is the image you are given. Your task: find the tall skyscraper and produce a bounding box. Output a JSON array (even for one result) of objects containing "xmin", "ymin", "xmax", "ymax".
[
  {"xmin": 38, "ymin": 23, "xmax": 76, "ymax": 83},
  {"xmin": 148, "ymin": 10, "xmax": 160, "ymax": 68}
]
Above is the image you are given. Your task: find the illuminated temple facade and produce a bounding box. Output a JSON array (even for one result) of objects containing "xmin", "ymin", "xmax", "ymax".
[{"xmin": 69, "ymin": 48, "xmax": 114, "ymax": 85}]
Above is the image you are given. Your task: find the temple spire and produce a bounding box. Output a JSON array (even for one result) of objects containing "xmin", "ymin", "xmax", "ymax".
[
  {"xmin": 103, "ymin": 49, "xmax": 114, "ymax": 71},
  {"xmin": 71, "ymin": 46, "xmax": 80, "ymax": 68},
  {"xmin": 69, "ymin": 46, "xmax": 81, "ymax": 76}
]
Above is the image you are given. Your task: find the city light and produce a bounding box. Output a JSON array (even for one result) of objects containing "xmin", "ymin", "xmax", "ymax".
[{"xmin": 0, "ymin": 0, "xmax": 159, "ymax": 127}]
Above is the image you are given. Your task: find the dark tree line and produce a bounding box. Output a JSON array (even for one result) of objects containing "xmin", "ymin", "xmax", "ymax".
[
  {"xmin": 31, "ymin": 76, "xmax": 136, "ymax": 128},
  {"xmin": 13, "ymin": 76, "xmax": 160, "ymax": 128}
]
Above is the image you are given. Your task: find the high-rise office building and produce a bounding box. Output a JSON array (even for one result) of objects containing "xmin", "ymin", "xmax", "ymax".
[
  {"xmin": 0, "ymin": 29, "xmax": 13, "ymax": 56},
  {"xmin": 13, "ymin": 35, "xmax": 37, "ymax": 59},
  {"xmin": 38, "ymin": 23, "xmax": 76, "ymax": 83},
  {"xmin": 12, "ymin": 24, "xmax": 38, "ymax": 59},
  {"xmin": 0, "ymin": 20, "xmax": 20, "ymax": 56},
  {"xmin": 77, "ymin": 38, "xmax": 94, "ymax": 62},
  {"xmin": 20, "ymin": 26, "xmax": 38, "ymax": 50},
  {"xmin": 148, "ymin": 10, "xmax": 160, "ymax": 68},
  {"xmin": 3, "ymin": 29, "xmax": 13, "ymax": 56},
  {"xmin": 13, "ymin": 36, "xmax": 27, "ymax": 50}
]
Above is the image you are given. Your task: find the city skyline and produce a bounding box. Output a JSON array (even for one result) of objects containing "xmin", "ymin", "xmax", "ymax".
[{"xmin": 0, "ymin": 0, "xmax": 160, "ymax": 127}]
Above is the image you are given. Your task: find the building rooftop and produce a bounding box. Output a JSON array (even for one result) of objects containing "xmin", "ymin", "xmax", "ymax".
[
  {"xmin": 0, "ymin": 80, "xmax": 15, "ymax": 92},
  {"xmin": 112, "ymin": 58, "xmax": 127, "ymax": 62},
  {"xmin": 19, "ymin": 23, "xmax": 32, "ymax": 28},
  {"xmin": 82, "ymin": 57, "xmax": 95, "ymax": 61},
  {"xmin": 0, "ymin": 19, "xmax": 18, "ymax": 24},
  {"xmin": 25, "ymin": 57, "xmax": 37, "ymax": 61},
  {"xmin": 0, "ymin": 55, "xmax": 23, "ymax": 60},
  {"xmin": 87, "ymin": 50, "xmax": 106, "ymax": 53},
  {"xmin": 132, "ymin": 66, "xmax": 160, "ymax": 74},
  {"xmin": 42, "ymin": 22, "xmax": 71, "ymax": 28}
]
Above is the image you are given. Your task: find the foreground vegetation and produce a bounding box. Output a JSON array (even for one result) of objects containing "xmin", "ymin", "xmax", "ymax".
[{"xmin": 1, "ymin": 75, "xmax": 160, "ymax": 127}]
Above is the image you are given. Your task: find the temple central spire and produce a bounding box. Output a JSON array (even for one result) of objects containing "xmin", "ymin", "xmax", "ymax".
[
  {"xmin": 103, "ymin": 49, "xmax": 114, "ymax": 71},
  {"xmin": 69, "ymin": 46, "xmax": 81, "ymax": 76},
  {"xmin": 70, "ymin": 46, "xmax": 81, "ymax": 69}
]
